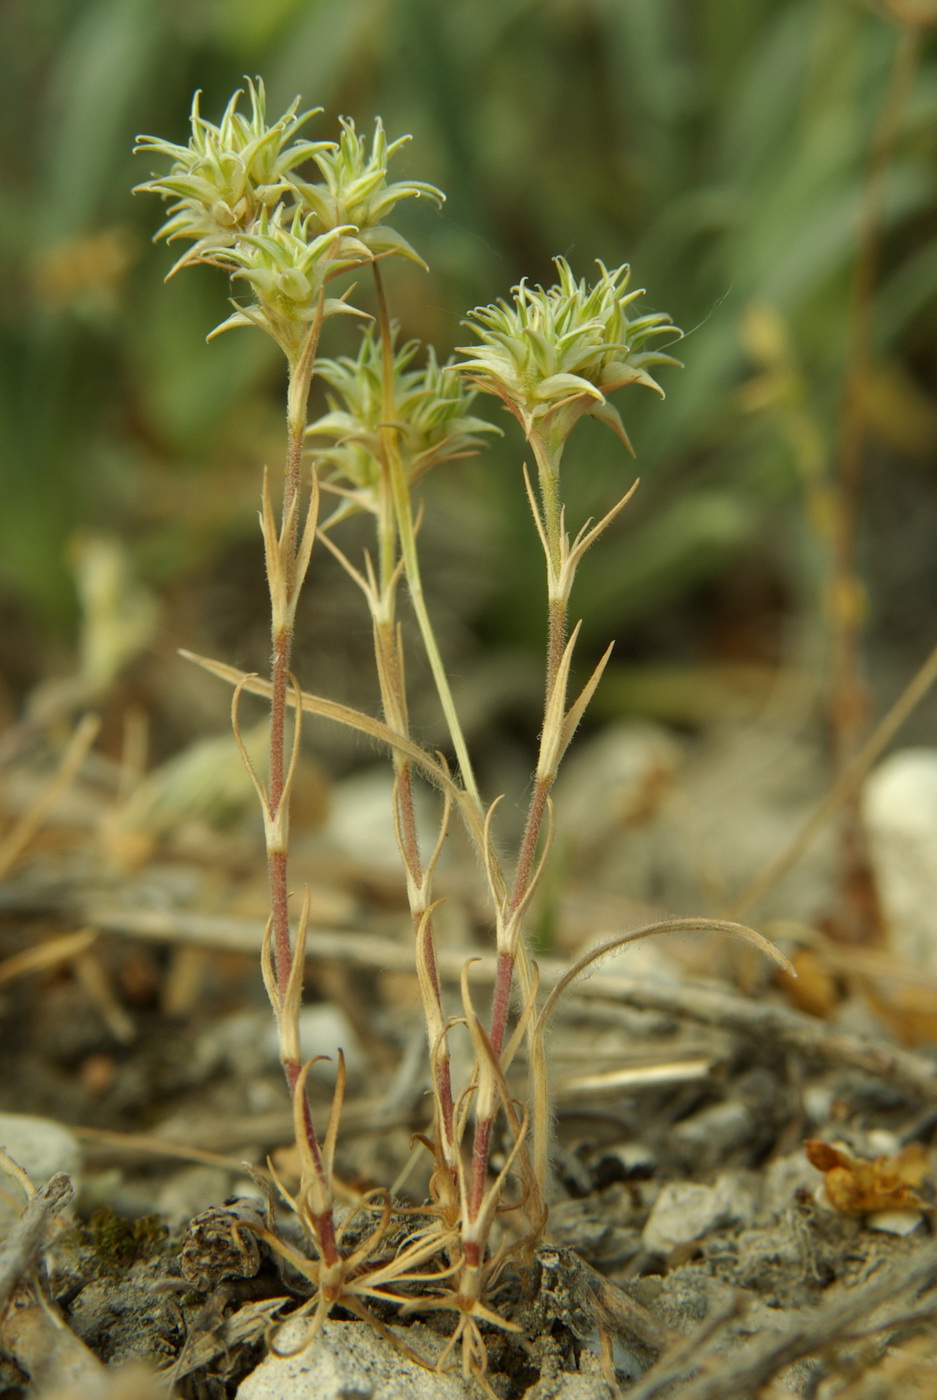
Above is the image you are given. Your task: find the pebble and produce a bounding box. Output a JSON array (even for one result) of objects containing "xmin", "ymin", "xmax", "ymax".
[
  {"xmin": 864, "ymin": 747, "xmax": 937, "ymax": 972},
  {"xmin": 238, "ymin": 1318, "xmax": 613, "ymax": 1400},
  {"xmin": 326, "ymin": 766, "xmax": 438, "ymax": 874},
  {"xmin": 642, "ymin": 1172, "xmax": 759, "ymax": 1254},
  {"xmin": 0, "ymin": 1113, "xmax": 81, "ymax": 1227},
  {"xmin": 670, "ymin": 1099, "xmax": 757, "ymax": 1171},
  {"xmin": 203, "ymin": 1005, "xmax": 364, "ymax": 1082},
  {"xmin": 262, "ymin": 1004, "xmax": 365, "ymax": 1080},
  {"xmin": 761, "ymin": 1150, "xmax": 822, "ymax": 1217},
  {"xmin": 153, "ymin": 1165, "xmax": 235, "ymax": 1228},
  {"xmin": 866, "ymin": 1208, "xmax": 925, "ymax": 1236},
  {"xmin": 236, "ymin": 1318, "xmax": 472, "ymax": 1400},
  {"xmin": 552, "ymin": 721, "xmax": 683, "ymax": 850},
  {"xmin": 524, "ymin": 1373, "xmax": 615, "ymax": 1399}
]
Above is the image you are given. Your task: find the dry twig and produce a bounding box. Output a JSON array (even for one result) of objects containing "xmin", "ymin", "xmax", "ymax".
[
  {"xmin": 0, "ymin": 1172, "xmax": 74, "ymax": 1310},
  {"xmin": 22, "ymin": 898, "xmax": 934, "ymax": 1105}
]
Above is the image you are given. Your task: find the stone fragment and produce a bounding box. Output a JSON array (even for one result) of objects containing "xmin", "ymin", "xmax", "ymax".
[
  {"xmin": 523, "ymin": 1372, "xmax": 614, "ymax": 1399},
  {"xmin": 154, "ymin": 1166, "xmax": 236, "ymax": 1230},
  {"xmin": 0, "ymin": 1113, "xmax": 81, "ymax": 1228},
  {"xmin": 864, "ymin": 747, "xmax": 937, "ymax": 973},
  {"xmin": 326, "ymin": 766, "xmax": 437, "ymax": 874},
  {"xmin": 642, "ymin": 1182, "xmax": 723, "ymax": 1254},
  {"xmin": 641, "ymin": 1172, "xmax": 758, "ymax": 1254},
  {"xmin": 670, "ymin": 1099, "xmax": 756, "ymax": 1170},
  {"xmin": 262, "ymin": 1003, "xmax": 364, "ymax": 1080},
  {"xmin": 866, "ymin": 1208, "xmax": 925, "ymax": 1236},
  {"xmin": 236, "ymin": 1318, "xmax": 472, "ymax": 1400}
]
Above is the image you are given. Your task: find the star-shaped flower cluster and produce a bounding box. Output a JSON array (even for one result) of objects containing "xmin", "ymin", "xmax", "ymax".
[
  {"xmin": 134, "ymin": 80, "xmax": 444, "ymax": 358},
  {"xmin": 458, "ymin": 258, "xmax": 682, "ymax": 456},
  {"xmin": 307, "ymin": 325, "xmax": 498, "ymax": 507}
]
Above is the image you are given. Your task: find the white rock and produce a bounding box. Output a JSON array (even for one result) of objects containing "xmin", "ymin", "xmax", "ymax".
[
  {"xmin": 262, "ymin": 1003, "xmax": 364, "ymax": 1080},
  {"xmin": 671, "ymin": 1100, "xmax": 756, "ymax": 1167},
  {"xmin": 762, "ymin": 1150, "xmax": 823, "ymax": 1216},
  {"xmin": 0, "ymin": 1113, "xmax": 81, "ymax": 1229},
  {"xmin": 524, "ymin": 1372, "xmax": 615, "ymax": 1399},
  {"xmin": 864, "ymin": 747, "xmax": 937, "ymax": 972},
  {"xmin": 0, "ymin": 1113, "xmax": 81, "ymax": 1186},
  {"xmin": 153, "ymin": 1166, "xmax": 233, "ymax": 1228},
  {"xmin": 802, "ymin": 1084, "xmax": 836, "ymax": 1128},
  {"xmin": 552, "ymin": 721, "xmax": 683, "ymax": 852},
  {"xmin": 643, "ymin": 1182, "xmax": 719, "ymax": 1253},
  {"xmin": 642, "ymin": 1173, "xmax": 756, "ymax": 1254},
  {"xmin": 206, "ymin": 1010, "xmax": 277, "ymax": 1078},
  {"xmin": 866, "ymin": 1209, "xmax": 924, "ymax": 1236},
  {"xmin": 236, "ymin": 1318, "xmax": 472, "ymax": 1400},
  {"xmin": 326, "ymin": 766, "xmax": 437, "ymax": 874},
  {"xmin": 864, "ymin": 1128, "xmax": 902, "ymax": 1157}
]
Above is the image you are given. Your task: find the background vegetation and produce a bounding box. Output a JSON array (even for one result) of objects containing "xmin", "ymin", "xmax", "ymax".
[{"xmin": 2, "ymin": 0, "xmax": 936, "ymax": 751}]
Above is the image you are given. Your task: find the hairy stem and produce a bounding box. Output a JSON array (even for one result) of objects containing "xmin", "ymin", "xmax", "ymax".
[
  {"xmin": 466, "ymin": 428, "xmax": 571, "ymax": 1249},
  {"xmin": 367, "ymin": 267, "xmax": 458, "ymax": 1166},
  {"xmin": 489, "ymin": 433, "xmax": 569, "ymax": 1052},
  {"xmin": 372, "ymin": 265, "xmax": 482, "ymax": 813},
  {"xmin": 269, "ymin": 311, "xmax": 324, "ymax": 995},
  {"xmin": 261, "ymin": 312, "xmax": 336, "ymax": 1243},
  {"xmin": 268, "ymin": 638, "xmax": 293, "ymax": 998}
]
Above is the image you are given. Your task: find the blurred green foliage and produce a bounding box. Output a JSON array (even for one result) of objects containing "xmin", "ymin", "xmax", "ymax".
[{"xmin": 1, "ymin": 0, "xmax": 935, "ymax": 684}]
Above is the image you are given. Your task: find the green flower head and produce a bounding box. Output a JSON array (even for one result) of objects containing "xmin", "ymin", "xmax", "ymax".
[
  {"xmin": 458, "ymin": 258, "xmax": 682, "ymax": 456},
  {"xmin": 134, "ymin": 78, "xmax": 332, "ymax": 277},
  {"xmin": 206, "ymin": 204, "xmax": 370, "ymax": 357},
  {"xmin": 292, "ymin": 118, "xmax": 445, "ymax": 267},
  {"xmin": 307, "ymin": 325, "xmax": 497, "ymax": 508}
]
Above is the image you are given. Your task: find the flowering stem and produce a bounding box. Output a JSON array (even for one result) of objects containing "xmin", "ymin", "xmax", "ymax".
[
  {"xmin": 261, "ymin": 311, "xmax": 338, "ymax": 1260},
  {"xmin": 269, "ymin": 311, "xmax": 323, "ymax": 998},
  {"xmin": 372, "ymin": 265, "xmax": 482, "ymax": 814},
  {"xmin": 367, "ymin": 264, "xmax": 458, "ymax": 1171},
  {"xmin": 465, "ymin": 427, "xmax": 570, "ymax": 1252}
]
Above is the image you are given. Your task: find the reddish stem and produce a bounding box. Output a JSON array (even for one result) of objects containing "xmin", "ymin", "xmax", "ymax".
[
  {"xmin": 467, "ymin": 1117, "xmax": 494, "ymax": 1220},
  {"xmin": 260, "ymin": 347, "xmax": 336, "ymax": 1240}
]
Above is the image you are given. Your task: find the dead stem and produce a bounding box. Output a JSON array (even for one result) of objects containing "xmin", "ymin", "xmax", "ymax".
[{"xmin": 827, "ymin": 22, "xmax": 922, "ymax": 944}]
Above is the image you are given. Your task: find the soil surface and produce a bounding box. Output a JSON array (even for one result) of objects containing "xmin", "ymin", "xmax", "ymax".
[{"xmin": 1, "ymin": 710, "xmax": 936, "ymax": 1399}]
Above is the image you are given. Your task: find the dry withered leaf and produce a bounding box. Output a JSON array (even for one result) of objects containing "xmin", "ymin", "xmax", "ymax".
[{"xmin": 805, "ymin": 1138, "xmax": 930, "ymax": 1216}]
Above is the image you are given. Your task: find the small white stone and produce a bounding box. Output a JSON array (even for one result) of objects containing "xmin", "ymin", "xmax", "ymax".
[
  {"xmin": 0, "ymin": 1113, "xmax": 81, "ymax": 1186},
  {"xmin": 866, "ymin": 1209, "xmax": 924, "ymax": 1236},
  {"xmin": 262, "ymin": 1004, "xmax": 364, "ymax": 1080},
  {"xmin": 553, "ymin": 721, "xmax": 683, "ymax": 850},
  {"xmin": 802, "ymin": 1084, "xmax": 836, "ymax": 1127},
  {"xmin": 642, "ymin": 1170, "xmax": 759, "ymax": 1255},
  {"xmin": 864, "ymin": 1129, "xmax": 901, "ymax": 1157},
  {"xmin": 327, "ymin": 767, "xmax": 437, "ymax": 874},
  {"xmin": 642, "ymin": 1182, "xmax": 724, "ymax": 1253},
  {"xmin": 154, "ymin": 1166, "xmax": 233, "ymax": 1228},
  {"xmin": 524, "ymin": 1368, "xmax": 617, "ymax": 1398},
  {"xmin": 864, "ymin": 748, "xmax": 937, "ymax": 973},
  {"xmin": 0, "ymin": 1113, "xmax": 81, "ymax": 1229},
  {"xmin": 236, "ymin": 1318, "xmax": 473, "ymax": 1400}
]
